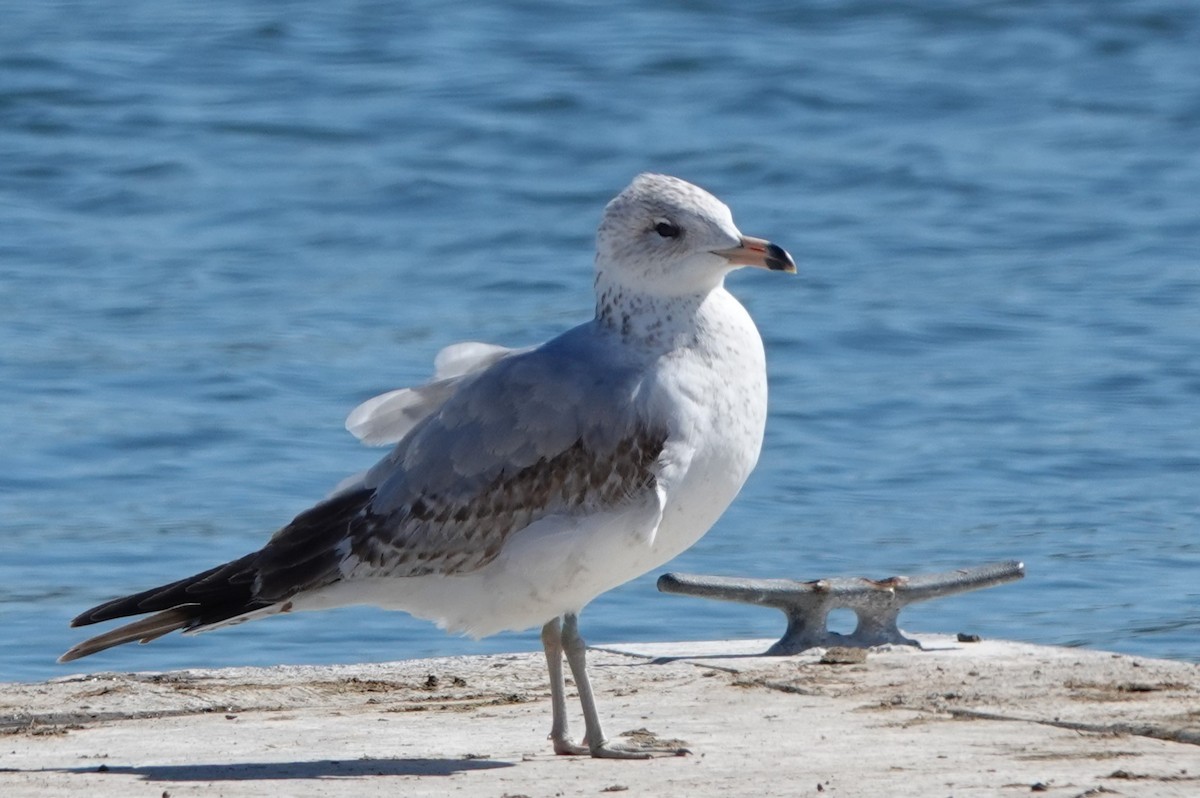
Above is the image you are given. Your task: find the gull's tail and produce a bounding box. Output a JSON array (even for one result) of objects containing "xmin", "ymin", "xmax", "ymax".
[
  {"xmin": 59, "ymin": 487, "xmax": 378, "ymax": 664},
  {"xmin": 59, "ymin": 552, "xmax": 268, "ymax": 663}
]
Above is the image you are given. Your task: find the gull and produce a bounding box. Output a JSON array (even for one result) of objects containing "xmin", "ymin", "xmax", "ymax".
[{"xmin": 61, "ymin": 173, "xmax": 795, "ymax": 758}]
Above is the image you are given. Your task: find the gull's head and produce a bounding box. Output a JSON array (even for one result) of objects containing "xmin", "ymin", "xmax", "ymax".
[{"xmin": 595, "ymin": 173, "xmax": 795, "ymax": 297}]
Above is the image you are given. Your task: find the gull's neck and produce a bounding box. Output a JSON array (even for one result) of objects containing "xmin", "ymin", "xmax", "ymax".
[{"xmin": 593, "ymin": 272, "xmax": 730, "ymax": 350}]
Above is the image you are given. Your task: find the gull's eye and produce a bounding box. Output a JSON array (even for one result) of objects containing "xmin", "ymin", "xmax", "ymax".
[{"xmin": 653, "ymin": 219, "xmax": 681, "ymax": 239}]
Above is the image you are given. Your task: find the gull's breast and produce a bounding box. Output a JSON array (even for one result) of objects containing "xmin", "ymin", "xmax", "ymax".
[{"xmin": 647, "ymin": 288, "xmax": 769, "ymax": 564}]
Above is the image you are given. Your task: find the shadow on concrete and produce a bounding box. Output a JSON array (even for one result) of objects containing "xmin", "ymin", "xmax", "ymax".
[{"xmin": 50, "ymin": 756, "xmax": 514, "ymax": 781}]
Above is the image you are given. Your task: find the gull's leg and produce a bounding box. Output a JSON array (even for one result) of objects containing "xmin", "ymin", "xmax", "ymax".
[
  {"xmin": 561, "ymin": 612, "xmax": 686, "ymax": 759},
  {"xmin": 541, "ymin": 616, "xmax": 588, "ymax": 755}
]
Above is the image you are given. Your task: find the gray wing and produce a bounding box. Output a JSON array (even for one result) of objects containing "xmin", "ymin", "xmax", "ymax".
[{"xmin": 253, "ymin": 323, "xmax": 668, "ymax": 600}]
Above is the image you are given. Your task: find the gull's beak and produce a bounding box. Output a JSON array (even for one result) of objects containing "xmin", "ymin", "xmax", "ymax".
[{"xmin": 713, "ymin": 235, "xmax": 796, "ymax": 273}]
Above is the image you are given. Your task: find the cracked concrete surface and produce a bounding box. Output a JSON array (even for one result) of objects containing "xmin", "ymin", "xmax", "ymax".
[{"xmin": 2, "ymin": 635, "xmax": 1198, "ymax": 797}]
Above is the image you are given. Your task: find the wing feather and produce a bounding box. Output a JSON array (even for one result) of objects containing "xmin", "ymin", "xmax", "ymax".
[
  {"xmin": 63, "ymin": 325, "xmax": 669, "ymax": 660},
  {"xmin": 255, "ymin": 323, "xmax": 668, "ymax": 598},
  {"xmin": 345, "ymin": 342, "xmax": 521, "ymax": 446}
]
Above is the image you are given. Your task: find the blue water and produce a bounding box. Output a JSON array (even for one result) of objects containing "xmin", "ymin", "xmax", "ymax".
[{"xmin": 2, "ymin": 1, "xmax": 1198, "ymax": 683}]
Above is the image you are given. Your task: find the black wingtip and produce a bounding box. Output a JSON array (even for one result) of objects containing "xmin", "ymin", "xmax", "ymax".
[{"xmin": 60, "ymin": 606, "xmax": 199, "ymax": 663}]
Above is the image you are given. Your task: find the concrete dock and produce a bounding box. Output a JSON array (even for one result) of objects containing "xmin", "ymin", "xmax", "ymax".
[{"xmin": 3, "ymin": 635, "xmax": 1198, "ymax": 797}]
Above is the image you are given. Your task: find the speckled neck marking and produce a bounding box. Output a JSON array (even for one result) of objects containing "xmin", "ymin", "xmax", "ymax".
[{"xmin": 594, "ymin": 276, "xmax": 718, "ymax": 348}]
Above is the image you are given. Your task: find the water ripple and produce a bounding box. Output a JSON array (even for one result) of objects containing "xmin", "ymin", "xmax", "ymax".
[{"xmin": 2, "ymin": 0, "xmax": 1198, "ymax": 681}]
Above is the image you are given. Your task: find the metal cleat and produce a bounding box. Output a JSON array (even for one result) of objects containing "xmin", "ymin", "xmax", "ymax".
[{"xmin": 657, "ymin": 560, "xmax": 1025, "ymax": 655}]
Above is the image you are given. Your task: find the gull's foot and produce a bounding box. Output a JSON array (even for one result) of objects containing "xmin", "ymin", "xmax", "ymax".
[
  {"xmin": 552, "ymin": 736, "xmax": 686, "ymax": 759},
  {"xmin": 550, "ymin": 735, "xmax": 590, "ymax": 756},
  {"xmin": 588, "ymin": 740, "xmax": 656, "ymax": 760},
  {"xmin": 552, "ymin": 731, "xmax": 690, "ymax": 759}
]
